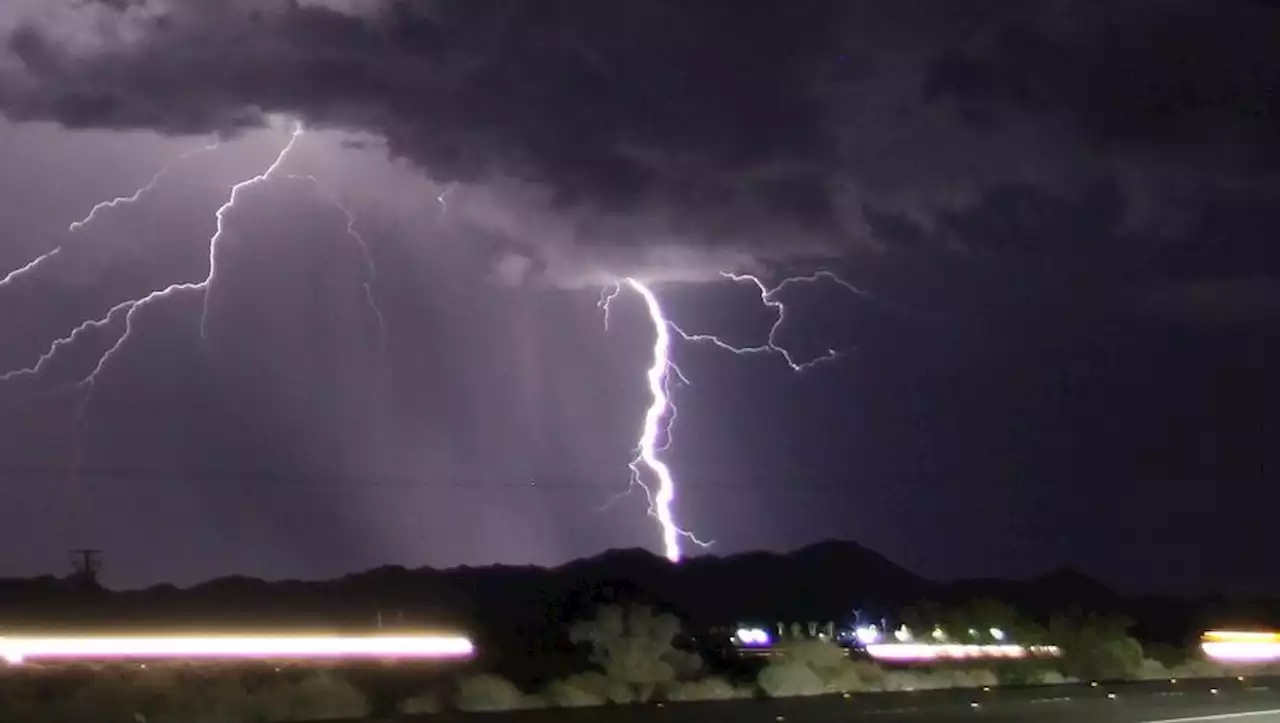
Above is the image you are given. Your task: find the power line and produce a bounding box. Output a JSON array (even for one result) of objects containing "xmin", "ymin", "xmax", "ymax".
[{"xmin": 0, "ymin": 462, "xmax": 858, "ymax": 491}]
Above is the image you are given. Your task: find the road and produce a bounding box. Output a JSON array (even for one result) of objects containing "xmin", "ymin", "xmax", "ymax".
[{"xmin": 385, "ymin": 676, "xmax": 1280, "ymax": 723}]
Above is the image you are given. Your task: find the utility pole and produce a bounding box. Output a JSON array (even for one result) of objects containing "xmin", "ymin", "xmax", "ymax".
[{"xmin": 69, "ymin": 548, "xmax": 103, "ymax": 591}]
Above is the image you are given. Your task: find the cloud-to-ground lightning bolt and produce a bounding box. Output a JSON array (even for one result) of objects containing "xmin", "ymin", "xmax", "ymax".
[
  {"xmin": 605, "ymin": 279, "xmax": 711, "ymax": 563},
  {"xmin": 285, "ymin": 173, "xmax": 387, "ymax": 339},
  {"xmin": 599, "ymin": 269, "xmax": 865, "ymax": 561}
]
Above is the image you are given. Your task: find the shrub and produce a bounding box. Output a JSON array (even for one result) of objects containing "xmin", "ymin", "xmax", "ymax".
[
  {"xmin": 455, "ymin": 674, "xmax": 542, "ymax": 711},
  {"xmin": 1050, "ymin": 613, "xmax": 1146, "ymax": 680},
  {"xmin": 666, "ymin": 676, "xmax": 752, "ymax": 701},
  {"xmin": 0, "ymin": 669, "xmax": 254, "ymax": 723},
  {"xmin": 550, "ymin": 670, "xmax": 639, "ymax": 706},
  {"xmin": 569, "ymin": 604, "xmax": 701, "ymax": 701},
  {"xmin": 1168, "ymin": 658, "xmax": 1234, "ymax": 679},
  {"xmin": 400, "ymin": 689, "xmax": 442, "ymax": 715},
  {"xmin": 544, "ymin": 673, "xmax": 613, "ymax": 707},
  {"xmin": 247, "ymin": 671, "xmax": 369, "ymax": 722},
  {"xmin": 1138, "ymin": 658, "xmax": 1174, "ymax": 680},
  {"xmin": 943, "ymin": 668, "xmax": 999, "ymax": 689},
  {"xmin": 758, "ymin": 658, "xmax": 827, "ymax": 697},
  {"xmin": 757, "ymin": 640, "xmax": 886, "ymax": 696},
  {"xmin": 1031, "ymin": 669, "xmax": 1071, "ymax": 685}
]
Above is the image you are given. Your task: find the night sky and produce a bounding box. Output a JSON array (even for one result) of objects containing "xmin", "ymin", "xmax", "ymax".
[{"xmin": 0, "ymin": 0, "xmax": 1275, "ymax": 595}]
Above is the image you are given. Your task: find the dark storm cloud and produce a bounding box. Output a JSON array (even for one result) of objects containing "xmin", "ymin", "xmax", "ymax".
[
  {"xmin": 933, "ymin": 2, "xmax": 1280, "ymax": 177},
  {"xmin": 2, "ymin": 0, "xmax": 1278, "ymax": 286},
  {"xmin": 1138, "ymin": 277, "xmax": 1280, "ymax": 325}
]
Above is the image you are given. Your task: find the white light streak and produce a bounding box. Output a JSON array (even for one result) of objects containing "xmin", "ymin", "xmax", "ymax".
[
  {"xmin": 0, "ymin": 633, "xmax": 473, "ymax": 663},
  {"xmin": 864, "ymin": 643, "xmax": 1061, "ymax": 661}
]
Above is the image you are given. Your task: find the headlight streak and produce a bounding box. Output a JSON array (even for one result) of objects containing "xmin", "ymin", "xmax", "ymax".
[{"xmin": 0, "ymin": 633, "xmax": 474, "ymax": 664}]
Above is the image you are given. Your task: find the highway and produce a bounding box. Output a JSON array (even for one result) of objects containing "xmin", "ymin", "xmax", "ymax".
[{"xmin": 388, "ymin": 676, "xmax": 1280, "ymax": 723}]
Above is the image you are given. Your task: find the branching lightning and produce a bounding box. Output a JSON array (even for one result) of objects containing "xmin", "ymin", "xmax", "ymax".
[
  {"xmin": 0, "ymin": 142, "xmax": 220, "ymax": 294},
  {"xmin": 198, "ymin": 126, "xmax": 304, "ymax": 337},
  {"xmin": 284, "ymin": 173, "xmax": 387, "ymax": 339},
  {"xmin": 600, "ymin": 270, "xmax": 865, "ymax": 562},
  {"xmin": 0, "ymin": 248, "xmax": 61, "ymax": 290},
  {"xmin": 0, "ymin": 115, "xmax": 871, "ymax": 569},
  {"xmin": 672, "ymin": 271, "xmax": 866, "ymax": 371},
  {"xmin": 0, "ymin": 122, "xmax": 387, "ymax": 448},
  {"xmin": 69, "ymin": 141, "xmax": 221, "ymax": 234},
  {"xmin": 0, "ymin": 129, "xmax": 299, "ymax": 392},
  {"xmin": 0, "ymin": 300, "xmax": 137, "ymax": 383}
]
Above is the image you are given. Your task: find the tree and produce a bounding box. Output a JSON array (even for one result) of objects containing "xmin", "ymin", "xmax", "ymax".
[
  {"xmin": 569, "ymin": 604, "xmax": 701, "ymax": 701},
  {"xmin": 1049, "ymin": 611, "xmax": 1145, "ymax": 680}
]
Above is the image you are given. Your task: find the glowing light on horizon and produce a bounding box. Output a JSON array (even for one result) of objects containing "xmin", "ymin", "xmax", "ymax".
[
  {"xmin": 0, "ymin": 633, "xmax": 474, "ymax": 664},
  {"xmin": 735, "ymin": 627, "xmax": 772, "ymax": 646}
]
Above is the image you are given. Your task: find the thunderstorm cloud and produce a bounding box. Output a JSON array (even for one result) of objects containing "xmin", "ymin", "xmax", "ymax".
[{"xmin": 1, "ymin": 0, "xmax": 1275, "ymax": 286}]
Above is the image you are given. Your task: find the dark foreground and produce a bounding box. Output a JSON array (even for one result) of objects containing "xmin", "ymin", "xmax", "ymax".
[{"xmin": 362, "ymin": 676, "xmax": 1280, "ymax": 723}]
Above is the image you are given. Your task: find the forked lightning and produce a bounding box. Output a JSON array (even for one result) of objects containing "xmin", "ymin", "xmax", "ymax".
[
  {"xmin": 602, "ymin": 271, "xmax": 863, "ymax": 561},
  {"xmin": 0, "ymin": 123, "xmax": 386, "ymax": 442}
]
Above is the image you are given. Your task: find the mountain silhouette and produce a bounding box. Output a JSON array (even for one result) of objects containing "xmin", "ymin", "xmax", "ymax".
[{"xmin": 0, "ymin": 540, "xmax": 1264, "ymax": 656}]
